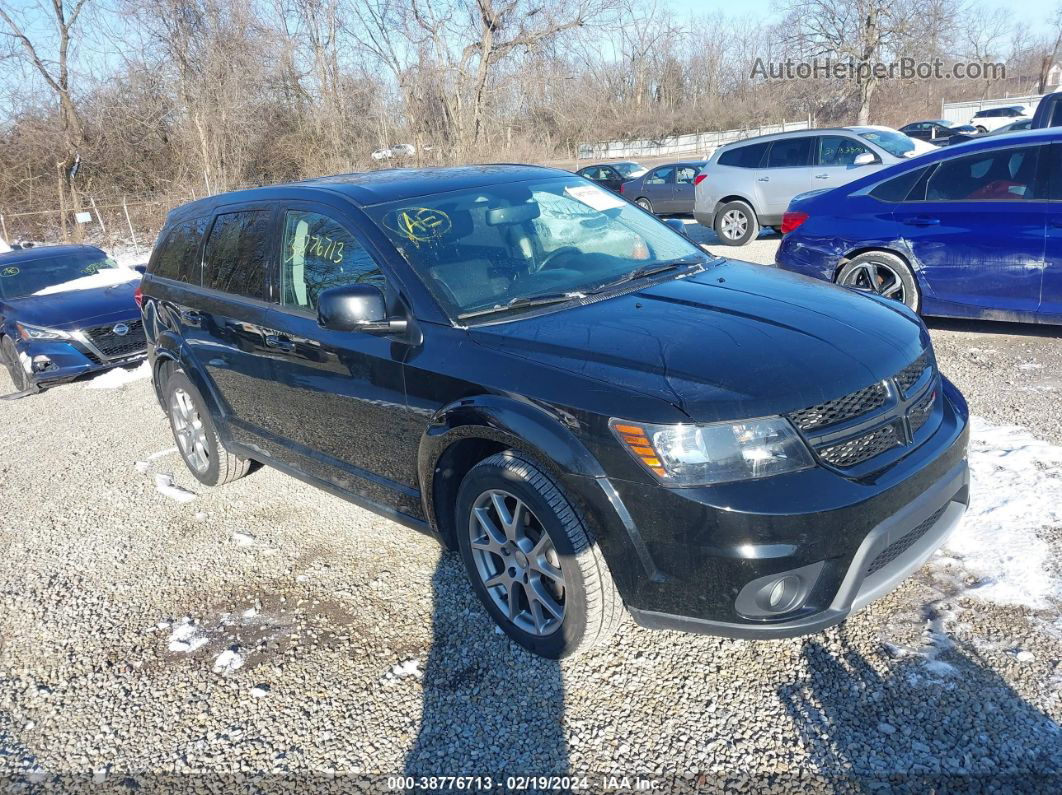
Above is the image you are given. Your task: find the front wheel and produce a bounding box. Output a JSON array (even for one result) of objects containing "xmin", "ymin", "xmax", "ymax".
[
  {"xmin": 455, "ymin": 452, "xmax": 622, "ymax": 658},
  {"xmin": 164, "ymin": 370, "xmax": 251, "ymax": 487},
  {"xmin": 836, "ymin": 251, "xmax": 921, "ymax": 312},
  {"xmin": 1, "ymin": 336, "xmax": 33, "ymax": 393},
  {"xmin": 713, "ymin": 200, "xmax": 757, "ymax": 246}
]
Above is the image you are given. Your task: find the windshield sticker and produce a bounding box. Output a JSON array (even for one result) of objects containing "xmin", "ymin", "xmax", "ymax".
[
  {"xmin": 564, "ymin": 185, "xmax": 626, "ymax": 212},
  {"xmin": 1, "ymin": 266, "xmax": 18, "ymax": 277},
  {"xmin": 385, "ymin": 207, "xmax": 452, "ymax": 243}
]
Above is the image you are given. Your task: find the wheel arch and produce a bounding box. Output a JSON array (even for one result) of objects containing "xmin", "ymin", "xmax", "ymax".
[
  {"xmin": 151, "ymin": 330, "xmax": 229, "ymax": 440},
  {"xmin": 714, "ymin": 195, "xmax": 755, "ymax": 214},
  {"xmin": 416, "ymin": 394, "xmax": 607, "ymax": 550},
  {"xmin": 834, "ymin": 246, "xmax": 915, "ymax": 282}
]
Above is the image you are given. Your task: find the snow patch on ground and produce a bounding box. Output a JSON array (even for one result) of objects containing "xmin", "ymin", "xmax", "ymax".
[
  {"xmin": 168, "ymin": 619, "xmax": 207, "ymax": 653},
  {"xmin": 154, "ymin": 473, "xmax": 197, "ymax": 503},
  {"xmin": 934, "ymin": 417, "xmax": 1062, "ymax": 609},
  {"xmin": 383, "ymin": 658, "xmax": 422, "ymax": 683},
  {"xmin": 213, "ymin": 649, "xmax": 244, "ymax": 674},
  {"xmin": 32, "ymin": 267, "xmax": 140, "ymax": 296},
  {"xmin": 85, "ymin": 361, "xmax": 150, "ymax": 389},
  {"xmin": 232, "ymin": 531, "xmax": 256, "ymax": 546}
]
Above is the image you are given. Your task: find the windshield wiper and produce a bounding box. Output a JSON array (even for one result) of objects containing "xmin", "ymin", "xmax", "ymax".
[
  {"xmin": 457, "ymin": 291, "xmax": 587, "ymax": 321},
  {"xmin": 588, "ymin": 256, "xmax": 705, "ymax": 295}
]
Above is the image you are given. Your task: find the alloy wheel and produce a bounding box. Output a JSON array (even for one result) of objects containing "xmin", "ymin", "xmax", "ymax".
[
  {"xmin": 467, "ymin": 489, "xmax": 567, "ymax": 636},
  {"xmin": 720, "ymin": 209, "xmax": 748, "ymax": 240},
  {"xmin": 170, "ymin": 387, "xmax": 210, "ymax": 473},
  {"xmin": 840, "ymin": 260, "xmax": 907, "ymax": 305}
]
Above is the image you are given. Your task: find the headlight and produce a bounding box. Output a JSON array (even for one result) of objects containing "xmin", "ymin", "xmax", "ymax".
[
  {"xmin": 16, "ymin": 322, "xmax": 71, "ymax": 341},
  {"xmin": 610, "ymin": 416, "xmax": 815, "ymax": 486}
]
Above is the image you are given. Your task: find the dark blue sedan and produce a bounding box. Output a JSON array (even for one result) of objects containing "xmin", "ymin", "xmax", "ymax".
[
  {"xmin": 776, "ymin": 128, "xmax": 1062, "ymax": 325},
  {"xmin": 0, "ymin": 244, "xmax": 145, "ymax": 393}
]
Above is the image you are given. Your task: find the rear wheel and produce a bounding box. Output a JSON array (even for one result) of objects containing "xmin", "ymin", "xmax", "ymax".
[
  {"xmin": 714, "ymin": 200, "xmax": 757, "ymax": 246},
  {"xmin": 1, "ymin": 336, "xmax": 33, "ymax": 393},
  {"xmin": 164, "ymin": 370, "xmax": 251, "ymax": 487},
  {"xmin": 455, "ymin": 452, "xmax": 622, "ymax": 658},
  {"xmin": 837, "ymin": 251, "xmax": 921, "ymax": 312},
  {"xmin": 635, "ymin": 197, "xmax": 653, "ymax": 213}
]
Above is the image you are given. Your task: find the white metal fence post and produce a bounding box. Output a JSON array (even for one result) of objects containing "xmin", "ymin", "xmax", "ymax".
[
  {"xmin": 122, "ymin": 197, "xmax": 140, "ymax": 256},
  {"xmin": 89, "ymin": 196, "xmax": 107, "ymax": 235}
]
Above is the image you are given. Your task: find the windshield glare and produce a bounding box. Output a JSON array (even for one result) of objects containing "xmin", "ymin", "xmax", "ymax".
[
  {"xmin": 0, "ymin": 253, "xmax": 120, "ymax": 300},
  {"xmin": 614, "ymin": 162, "xmax": 646, "ymax": 177},
  {"xmin": 858, "ymin": 130, "xmax": 916, "ymax": 158},
  {"xmin": 369, "ymin": 177, "xmax": 704, "ymax": 319}
]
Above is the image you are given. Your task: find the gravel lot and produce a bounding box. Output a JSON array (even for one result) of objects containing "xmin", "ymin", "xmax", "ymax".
[{"xmin": 1, "ymin": 229, "xmax": 1060, "ymax": 790}]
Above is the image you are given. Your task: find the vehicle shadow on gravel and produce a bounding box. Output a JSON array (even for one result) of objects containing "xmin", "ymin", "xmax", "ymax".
[
  {"xmin": 403, "ymin": 553, "xmax": 568, "ymax": 779},
  {"xmin": 925, "ymin": 317, "xmax": 1062, "ymax": 339},
  {"xmin": 778, "ymin": 630, "xmax": 1062, "ymax": 788}
]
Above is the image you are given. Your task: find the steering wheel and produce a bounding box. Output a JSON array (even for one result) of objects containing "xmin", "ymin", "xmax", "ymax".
[{"xmin": 537, "ymin": 246, "xmax": 581, "ymax": 272}]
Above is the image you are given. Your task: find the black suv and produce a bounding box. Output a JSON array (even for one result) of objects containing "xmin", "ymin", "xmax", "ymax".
[{"xmin": 141, "ymin": 165, "xmax": 970, "ymax": 658}]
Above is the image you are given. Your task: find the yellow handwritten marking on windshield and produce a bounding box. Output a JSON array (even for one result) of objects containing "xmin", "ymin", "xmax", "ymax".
[
  {"xmin": 387, "ymin": 208, "xmax": 452, "ymax": 243},
  {"xmin": 0, "ymin": 266, "xmax": 18, "ymax": 277}
]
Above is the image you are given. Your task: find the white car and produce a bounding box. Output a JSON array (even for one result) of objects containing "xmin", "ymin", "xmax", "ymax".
[
  {"xmin": 968, "ymin": 106, "xmax": 1030, "ymax": 134},
  {"xmin": 371, "ymin": 148, "xmax": 393, "ymax": 161}
]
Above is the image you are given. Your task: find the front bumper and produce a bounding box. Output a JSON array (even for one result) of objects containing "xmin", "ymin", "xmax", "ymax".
[
  {"xmin": 627, "ymin": 456, "xmax": 968, "ymax": 638},
  {"xmin": 7, "ymin": 332, "xmax": 145, "ymax": 387},
  {"xmin": 563, "ymin": 377, "xmax": 970, "ymax": 639}
]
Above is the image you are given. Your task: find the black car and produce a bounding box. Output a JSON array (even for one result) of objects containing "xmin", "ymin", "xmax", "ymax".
[
  {"xmin": 898, "ymin": 119, "xmax": 956, "ymax": 143},
  {"xmin": 619, "ymin": 160, "xmax": 708, "ymax": 215},
  {"xmin": 141, "ymin": 165, "xmax": 970, "ymax": 658},
  {"xmin": 575, "ymin": 161, "xmax": 647, "ymax": 192},
  {"xmin": 0, "ymin": 244, "xmax": 146, "ymax": 393}
]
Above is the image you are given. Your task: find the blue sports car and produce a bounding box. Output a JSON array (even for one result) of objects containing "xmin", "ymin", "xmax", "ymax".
[
  {"xmin": 0, "ymin": 244, "xmax": 145, "ymax": 393},
  {"xmin": 776, "ymin": 128, "xmax": 1061, "ymax": 325}
]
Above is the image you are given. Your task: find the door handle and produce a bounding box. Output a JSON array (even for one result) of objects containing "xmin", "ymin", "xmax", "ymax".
[
  {"xmin": 902, "ymin": 216, "xmax": 940, "ymax": 226},
  {"xmin": 814, "ymin": 174, "xmax": 829, "ymax": 179},
  {"xmin": 264, "ymin": 334, "xmax": 294, "ymax": 352},
  {"xmin": 756, "ymin": 177, "xmax": 770, "ymax": 182}
]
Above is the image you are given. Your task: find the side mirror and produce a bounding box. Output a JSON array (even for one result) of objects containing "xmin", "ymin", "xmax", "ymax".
[
  {"xmin": 133, "ymin": 264, "xmax": 147, "ymax": 274},
  {"xmin": 664, "ymin": 218, "xmax": 690, "ymax": 238},
  {"xmin": 317, "ymin": 284, "xmax": 407, "ymax": 335},
  {"xmin": 853, "ymin": 152, "xmax": 876, "ymax": 166}
]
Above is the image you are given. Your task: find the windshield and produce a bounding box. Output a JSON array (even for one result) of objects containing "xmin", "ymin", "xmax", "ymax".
[
  {"xmin": 858, "ymin": 130, "xmax": 916, "ymax": 158},
  {"xmin": 614, "ymin": 162, "xmax": 647, "ymax": 177},
  {"xmin": 367, "ymin": 176, "xmax": 706, "ymax": 320},
  {"xmin": 0, "ymin": 252, "xmax": 126, "ymax": 300}
]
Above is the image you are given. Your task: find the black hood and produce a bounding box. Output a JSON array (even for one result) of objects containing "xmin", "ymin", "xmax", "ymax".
[
  {"xmin": 1, "ymin": 278, "xmax": 141, "ymax": 330},
  {"xmin": 469, "ymin": 261, "xmax": 929, "ymax": 422}
]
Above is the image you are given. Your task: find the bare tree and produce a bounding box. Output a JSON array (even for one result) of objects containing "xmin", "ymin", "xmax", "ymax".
[{"xmin": 0, "ymin": 0, "xmax": 93, "ymax": 238}]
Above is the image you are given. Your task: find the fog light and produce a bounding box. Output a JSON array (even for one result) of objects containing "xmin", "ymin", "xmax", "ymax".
[
  {"xmin": 734, "ymin": 560, "xmax": 825, "ymax": 619},
  {"xmin": 31, "ymin": 355, "xmax": 57, "ymax": 373}
]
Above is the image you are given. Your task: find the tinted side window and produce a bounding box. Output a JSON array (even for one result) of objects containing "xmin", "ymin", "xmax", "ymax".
[
  {"xmin": 646, "ymin": 167, "xmax": 674, "ymax": 185},
  {"xmin": 925, "ymin": 146, "xmax": 1041, "ymax": 201},
  {"xmin": 717, "ymin": 142, "xmax": 768, "ymax": 168},
  {"xmin": 151, "ymin": 218, "xmax": 207, "ymax": 283},
  {"xmin": 869, "ymin": 168, "xmax": 928, "ymax": 202},
  {"xmin": 203, "ymin": 210, "xmax": 271, "ymax": 299},
  {"xmin": 280, "ymin": 210, "xmax": 386, "ymax": 312},
  {"xmin": 767, "ymin": 137, "xmax": 812, "ymax": 168},
  {"xmin": 818, "ymin": 135, "xmax": 875, "ymax": 166}
]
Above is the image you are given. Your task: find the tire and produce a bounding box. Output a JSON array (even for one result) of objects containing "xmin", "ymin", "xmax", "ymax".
[
  {"xmin": 836, "ymin": 251, "xmax": 921, "ymax": 312},
  {"xmin": 1, "ymin": 335, "xmax": 33, "ymax": 393},
  {"xmin": 164, "ymin": 369, "xmax": 251, "ymax": 487},
  {"xmin": 635, "ymin": 197, "xmax": 653, "ymax": 213},
  {"xmin": 713, "ymin": 200, "xmax": 758, "ymax": 246},
  {"xmin": 975, "ymin": 125, "xmax": 987, "ymax": 134},
  {"xmin": 455, "ymin": 451, "xmax": 622, "ymax": 658}
]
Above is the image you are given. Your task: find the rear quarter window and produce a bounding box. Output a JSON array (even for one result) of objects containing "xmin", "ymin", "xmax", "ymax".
[
  {"xmin": 717, "ymin": 142, "xmax": 768, "ymax": 168},
  {"xmin": 203, "ymin": 210, "xmax": 272, "ymax": 299},
  {"xmin": 150, "ymin": 218, "xmax": 208, "ymax": 283},
  {"xmin": 869, "ymin": 168, "xmax": 928, "ymax": 202}
]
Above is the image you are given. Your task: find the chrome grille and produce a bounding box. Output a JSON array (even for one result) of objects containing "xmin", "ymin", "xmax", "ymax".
[
  {"xmin": 908, "ymin": 389, "xmax": 936, "ymax": 434},
  {"xmin": 895, "ymin": 352, "xmax": 930, "ymax": 396},
  {"xmin": 866, "ymin": 506, "xmax": 947, "ymax": 577},
  {"xmin": 787, "ymin": 351, "xmax": 938, "ymax": 470},
  {"xmin": 84, "ymin": 319, "xmax": 146, "ymax": 359},
  {"xmin": 818, "ymin": 424, "xmax": 900, "ymax": 468},
  {"xmin": 789, "ymin": 382, "xmax": 888, "ymax": 432}
]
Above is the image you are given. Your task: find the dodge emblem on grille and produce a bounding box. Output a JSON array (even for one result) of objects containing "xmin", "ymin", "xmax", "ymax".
[{"xmin": 112, "ymin": 322, "xmax": 130, "ymax": 336}]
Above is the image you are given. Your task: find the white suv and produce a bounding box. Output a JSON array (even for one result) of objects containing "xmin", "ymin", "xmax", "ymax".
[
  {"xmin": 693, "ymin": 127, "xmax": 919, "ymax": 246},
  {"xmin": 969, "ymin": 106, "xmax": 1030, "ymax": 134}
]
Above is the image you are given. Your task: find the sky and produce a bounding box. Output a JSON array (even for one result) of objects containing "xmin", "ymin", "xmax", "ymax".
[{"xmin": 664, "ymin": 0, "xmax": 1058, "ymax": 28}]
